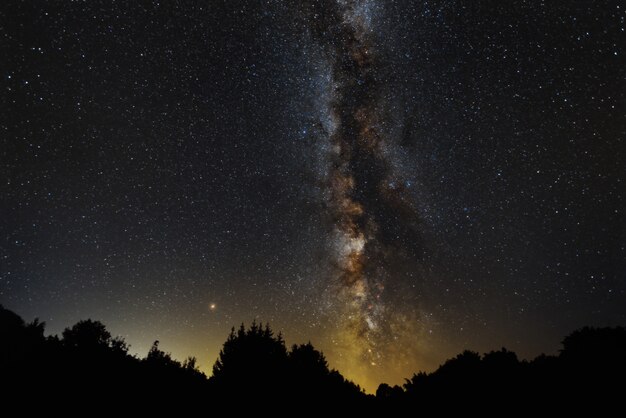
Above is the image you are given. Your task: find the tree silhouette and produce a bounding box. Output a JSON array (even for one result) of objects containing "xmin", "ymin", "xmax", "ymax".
[
  {"xmin": 558, "ymin": 326, "xmax": 626, "ymax": 409},
  {"xmin": 1, "ymin": 304, "xmax": 624, "ymax": 413},
  {"xmin": 560, "ymin": 326, "xmax": 626, "ymax": 367},
  {"xmin": 62, "ymin": 319, "xmax": 129, "ymax": 354},
  {"xmin": 211, "ymin": 321, "xmax": 288, "ymax": 399},
  {"xmin": 0, "ymin": 305, "xmax": 46, "ymax": 364},
  {"xmin": 288, "ymin": 342, "xmax": 364, "ymax": 403},
  {"xmin": 146, "ymin": 340, "xmax": 175, "ymax": 365},
  {"xmin": 209, "ymin": 322, "xmax": 365, "ymax": 406},
  {"xmin": 376, "ymin": 383, "xmax": 404, "ymax": 400},
  {"xmin": 289, "ymin": 342, "xmax": 329, "ymax": 377}
]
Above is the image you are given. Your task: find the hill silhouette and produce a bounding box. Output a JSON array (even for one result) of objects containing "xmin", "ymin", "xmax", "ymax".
[{"xmin": 1, "ymin": 305, "xmax": 624, "ymax": 413}]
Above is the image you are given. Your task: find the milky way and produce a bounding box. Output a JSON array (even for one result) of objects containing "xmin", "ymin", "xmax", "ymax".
[{"xmin": 301, "ymin": 0, "xmax": 423, "ymax": 384}]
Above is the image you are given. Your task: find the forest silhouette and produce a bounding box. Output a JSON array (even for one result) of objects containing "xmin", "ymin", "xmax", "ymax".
[{"xmin": 1, "ymin": 304, "xmax": 624, "ymax": 413}]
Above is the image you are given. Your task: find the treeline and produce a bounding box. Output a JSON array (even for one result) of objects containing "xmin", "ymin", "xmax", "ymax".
[
  {"xmin": 379, "ymin": 326, "xmax": 625, "ymax": 413},
  {"xmin": 1, "ymin": 305, "xmax": 624, "ymax": 412}
]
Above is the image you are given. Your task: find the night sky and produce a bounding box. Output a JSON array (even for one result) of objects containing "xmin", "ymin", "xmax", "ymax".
[{"xmin": 2, "ymin": 0, "xmax": 624, "ymax": 392}]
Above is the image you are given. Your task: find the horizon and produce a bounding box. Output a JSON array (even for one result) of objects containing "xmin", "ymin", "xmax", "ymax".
[{"xmin": 5, "ymin": 305, "xmax": 618, "ymax": 393}]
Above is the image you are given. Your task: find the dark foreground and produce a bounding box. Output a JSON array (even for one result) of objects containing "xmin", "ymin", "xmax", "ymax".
[{"xmin": 1, "ymin": 305, "xmax": 624, "ymax": 414}]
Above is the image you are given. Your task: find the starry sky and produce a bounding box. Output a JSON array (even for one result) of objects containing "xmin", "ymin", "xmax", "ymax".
[{"xmin": 1, "ymin": 0, "xmax": 624, "ymax": 392}]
